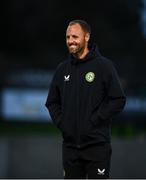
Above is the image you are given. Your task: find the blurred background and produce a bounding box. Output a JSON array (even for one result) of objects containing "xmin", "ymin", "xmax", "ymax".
[{"xmin": 0, "ymin": 0, "xmax": 146, "ymax": 178}]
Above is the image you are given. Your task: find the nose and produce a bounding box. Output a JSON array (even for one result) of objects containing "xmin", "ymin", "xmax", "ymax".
[{"xmin": 67, "ymin": 36, "xmax": 74, "ymax": 44}]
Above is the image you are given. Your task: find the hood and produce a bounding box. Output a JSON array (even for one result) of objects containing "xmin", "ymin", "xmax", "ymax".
[{"xmin": 69, "ymin": 43, "xmax": 102, "ymax": 65}]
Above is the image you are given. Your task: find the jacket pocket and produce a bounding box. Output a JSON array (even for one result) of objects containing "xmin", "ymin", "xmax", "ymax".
[{"xmin": 90, "ymin": 111, "xmax": 110, "ymax": 127}]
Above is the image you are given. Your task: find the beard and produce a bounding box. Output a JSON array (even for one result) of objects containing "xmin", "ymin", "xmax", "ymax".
[{"xmin": 67, "ymin": 43, "xmax": 85, "ymax": 56}]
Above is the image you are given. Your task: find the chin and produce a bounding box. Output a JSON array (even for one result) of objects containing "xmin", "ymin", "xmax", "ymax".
[{"xmin": 69, "ymin": 50, "xmax": 76, "ymax": 54}]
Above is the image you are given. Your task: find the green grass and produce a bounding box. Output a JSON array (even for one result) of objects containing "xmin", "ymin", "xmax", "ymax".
[
  {"xmin": 0, "ymin": 121, "xmax": 146, "ymax": 138},
  {"xmin": 112, "ymin": 124, "xmax": 146, "ymax": 138},
  {"xmin": 0, "ymin": 121, "xmax": 61, "ymax": 136}
]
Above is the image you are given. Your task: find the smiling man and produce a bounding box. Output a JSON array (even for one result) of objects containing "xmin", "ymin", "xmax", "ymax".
[
  {"xmin": 45, "ymin": 19, "xmax": 126, "ymax": 179},
  {"xmin": 66, "ymin": 22, "xmax": 90, "ymax": 59}
]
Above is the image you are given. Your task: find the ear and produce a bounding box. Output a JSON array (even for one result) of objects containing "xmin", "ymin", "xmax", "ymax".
[{"xmin": 85, "ymin": 33, "xmax": 90, "ymax": 42}]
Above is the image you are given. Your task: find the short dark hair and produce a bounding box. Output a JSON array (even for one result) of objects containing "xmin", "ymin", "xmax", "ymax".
[{"xmin": 68, "ymin": 19, "xmax": 91, "ymax": 34}]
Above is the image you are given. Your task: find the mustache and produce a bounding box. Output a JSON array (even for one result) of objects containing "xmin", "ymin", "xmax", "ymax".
[{"xmin": 68, "ymin": 43, "xmax": 78, "ymax": 46}]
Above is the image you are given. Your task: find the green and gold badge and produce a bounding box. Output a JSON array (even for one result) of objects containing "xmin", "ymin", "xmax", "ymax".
[{"xmin": 85, "ymin": 72, "xmax": 95, "ymax": 82}]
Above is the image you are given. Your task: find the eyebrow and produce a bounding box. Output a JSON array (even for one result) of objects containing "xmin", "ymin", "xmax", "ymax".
[{"xmin": 66, "ymin": 35, "xmax": 78, "ymax": 38}]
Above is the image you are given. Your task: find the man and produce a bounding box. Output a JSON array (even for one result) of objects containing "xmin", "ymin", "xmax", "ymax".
[{"xmin": 45, "ymin": 19, "xmax": 126, "ymax": 179}]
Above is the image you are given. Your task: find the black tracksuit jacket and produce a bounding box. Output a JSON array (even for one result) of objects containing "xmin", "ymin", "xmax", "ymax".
[{"xmin": 45, "ymin": 44, "xmax": 126, "ymax": 148}]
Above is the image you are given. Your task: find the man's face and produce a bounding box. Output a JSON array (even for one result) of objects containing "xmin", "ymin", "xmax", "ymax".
[{"xmin": 66, "ymin": 23, "xmax": 89, "ymax": 56}]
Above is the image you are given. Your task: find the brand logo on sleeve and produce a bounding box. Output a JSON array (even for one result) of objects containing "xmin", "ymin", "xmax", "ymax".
[
  {"xmin": 85, "ymin": 72, "xmax": 95, "ymax": 82},
  {"xmin": 64, "ymin": 75, "xmax": 70, "ymax": 81}
]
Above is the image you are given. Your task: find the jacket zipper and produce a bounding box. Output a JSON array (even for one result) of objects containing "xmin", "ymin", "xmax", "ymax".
[{"xmin": 76, "ymin": 65, "xmax": 81, "ymax": 148}]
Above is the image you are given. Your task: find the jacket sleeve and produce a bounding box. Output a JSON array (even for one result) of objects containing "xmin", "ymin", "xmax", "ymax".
[
  {"xmin": 45, "ymin": 69, "xmax": 62, "ymax": 128},
  {"xmin": 91, "ymin": 61, "xmax": 126, "ymax": 125}
]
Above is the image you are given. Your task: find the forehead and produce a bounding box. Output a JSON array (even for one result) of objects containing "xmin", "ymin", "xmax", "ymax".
[{"xmin": 66, "ymin": 23, "xmax": 84, "ymax": 35}]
